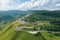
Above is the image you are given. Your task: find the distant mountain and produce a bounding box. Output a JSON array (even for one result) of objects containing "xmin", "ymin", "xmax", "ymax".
[{"xmin": 0, "ymin": 10, "xmax": 32, "ymax": 23}]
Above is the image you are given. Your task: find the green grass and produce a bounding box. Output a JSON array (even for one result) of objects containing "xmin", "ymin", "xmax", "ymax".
[
  {"xmin": 0, "ymin": 21, "xmax": 19, "ymax": 40},
  {"xmin": 0, "ymin": 22, "xmax": 60, "ymax": 40},
  {"xmin": 41, "ymin": 32, "xmax": 60, "ymax": 40}
]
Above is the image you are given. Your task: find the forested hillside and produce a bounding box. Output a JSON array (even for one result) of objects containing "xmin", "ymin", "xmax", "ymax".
[
  {"xmin": 22, "ymin": 10, "xmax": 60, "ymax": 31},
  {"xmin": 0, "ymin": 10, "xmax": 60, "ymax": 40},
  {"xmin": 23, "ymin": 10, "xmax": 60, "ymax": 22}
]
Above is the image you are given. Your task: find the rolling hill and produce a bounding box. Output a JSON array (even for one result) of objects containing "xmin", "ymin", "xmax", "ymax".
[
  {"xmin": 0, "ymin": 10, "xmax": 60, "ymax": 40},
  {"xmin": 0, "ymin": 21, "xmax": 60, "ymax": 40},
  {"xmin": 22, "ymin": 10, "xmax": 60, "ymax": 32}
]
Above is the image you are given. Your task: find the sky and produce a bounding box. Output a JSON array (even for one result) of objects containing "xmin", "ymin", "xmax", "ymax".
[{"xmin": 0, "ymin": 0, "xmax": 60, "ymax": 11}]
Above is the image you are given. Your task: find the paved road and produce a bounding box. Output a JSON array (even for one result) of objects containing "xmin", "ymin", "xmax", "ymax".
[
  {"xmin": 15, "ymin": 27, "xmax": 60, "ymax": 33},
  {"xmin": 16, "ymin": 19, "xmax": 60, "ymax": 33},
  {"xmin": 15, "ymin": 26, "xmax": 34, "ymax": 30}
]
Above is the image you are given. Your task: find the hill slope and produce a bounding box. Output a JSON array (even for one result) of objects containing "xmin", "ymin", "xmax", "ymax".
[
  {"xmin": 22, "ymin": 10, "xmax": 60, "ymax": 31},
  {"xmin": 0, "ymin": 10, "xmax": 60, "ymax": 40},
  {"xmin": 0, "ymin": 21, "xmax": 60, "ymax": 40}
]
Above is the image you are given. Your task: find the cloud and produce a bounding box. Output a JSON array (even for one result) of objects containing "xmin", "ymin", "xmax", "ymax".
[
  {"xmin": 0, "ymin": 0, "xmax": 9, "ymax": 3},
  {"xmin": 55, "ymin": 3, "xmax": 60, "ymax": 7},
  {"xmin": 16, "ymin": 0, "xmax": 49, "ymax": 10},
  {"xmin": 14, "ymin": 0, "xmax": 60, "ymax": 10},
  {"xmin": 0, "ymin": 0, "xmax": 60, "ymax": 10},
  {"xmin": 0, "ymin": 0, "xmax": 10, "ymax": 10}
]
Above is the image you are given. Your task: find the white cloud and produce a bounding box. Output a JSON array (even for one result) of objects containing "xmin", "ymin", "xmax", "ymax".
[
  {"xmin": 16, "ymin": 0, "xmax": 46, "ymax": 10},
  {"xmin": 0, "ymin": 0, "xmax": 10, "ymax": 10},
  {"xmin": 0, "ymin": 0, "xmax": 50, "ymax": 10},
  {"xmin": 0, "ymin": 0, "xmax": 9, "ymax": 3},
  {"xmin": 41, "ymin": 0, "xmax": 49, "ymax": 6},
  {"xmin": 0, "ymin": 0, "xmax": 60, "ymax": 10},
  {"xmin": 55, "ymin": 3, "xmax": 60, "ymax": 7}
]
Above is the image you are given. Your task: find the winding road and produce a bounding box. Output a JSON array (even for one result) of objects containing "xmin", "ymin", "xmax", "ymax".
[{"xmin": 16, "ymin": 19, "xmax": 60, "ymax": 34}]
